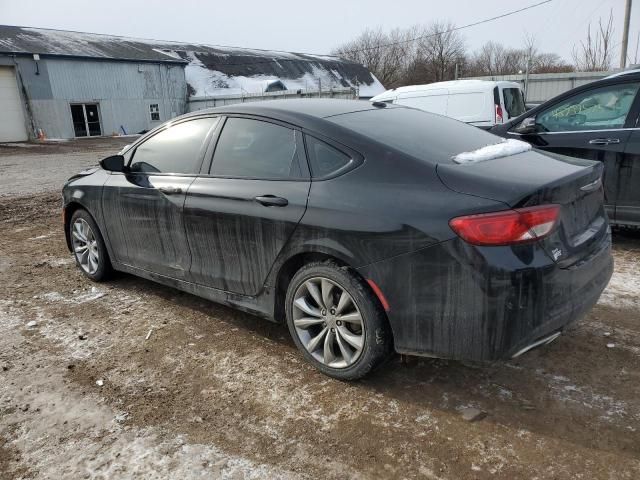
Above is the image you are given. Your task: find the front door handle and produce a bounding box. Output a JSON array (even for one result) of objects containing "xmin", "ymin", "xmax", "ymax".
[
  {"xmin": 589, "ymin": 138, "xmax": 620, "ymax": 145},
  {"xmin": 158, "ymin": 186, "xmax": 183, "ymax": 195},
  {"xmin": 255, "ymin": 195, "xmax": 288, "ymax": 207}
]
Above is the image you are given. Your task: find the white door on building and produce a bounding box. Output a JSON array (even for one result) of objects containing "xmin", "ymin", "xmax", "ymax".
[{"xmin": 0, "ymin": 67, "xmax": 29, "ymax": 142}]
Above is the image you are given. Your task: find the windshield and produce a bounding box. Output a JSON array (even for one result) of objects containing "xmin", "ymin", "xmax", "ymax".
[
  {"xmin": 327, "ymin": 107, "xmax": 503, "ymax": 164},
  {"xmin": 503, "ymin": 88, "xmax": 526, "ymax": 118}
]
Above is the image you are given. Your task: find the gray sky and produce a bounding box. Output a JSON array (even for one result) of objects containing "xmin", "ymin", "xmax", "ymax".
[{"xmin": 1, "ymin": 0, "xmax": 638, "ymax": 66}]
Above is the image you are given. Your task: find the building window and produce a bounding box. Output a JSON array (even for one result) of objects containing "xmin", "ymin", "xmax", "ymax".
[{"xmin": 150, "ymin": 104, "xmax": 160, "ymax": 121}]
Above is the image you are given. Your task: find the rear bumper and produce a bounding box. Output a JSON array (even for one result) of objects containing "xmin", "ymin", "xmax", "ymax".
[{"xmin": 357, "ymin": 234, "xmax": 613, "ymax": 362}]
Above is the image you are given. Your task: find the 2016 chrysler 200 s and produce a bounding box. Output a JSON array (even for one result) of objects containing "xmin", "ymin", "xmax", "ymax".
[{"xmin": 62, "ymin": 99, "xmax": 613, "ymax": 380}]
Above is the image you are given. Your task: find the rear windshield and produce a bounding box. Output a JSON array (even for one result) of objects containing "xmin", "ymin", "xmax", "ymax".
[
  {"xmin": 326, "ymin": 107, "xmax": 503, "ymax": 164},
  {"xmin": 503, "ymin": 88, "xmax": 526, "ymax": 118}
]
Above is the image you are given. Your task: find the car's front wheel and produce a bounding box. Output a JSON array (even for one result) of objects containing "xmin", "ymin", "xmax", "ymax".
[
  {"xmin": 285, "ymin": 261, "xmax": 392, "ymax": 380},
  {"xmin": 69, "ymin": 209, "xmax": 111, "ymax": 281}
]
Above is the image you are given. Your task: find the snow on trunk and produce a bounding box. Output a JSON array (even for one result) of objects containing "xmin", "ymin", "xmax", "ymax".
[{"xmin": 452, "ymin": 139, "xmax": 532, "ymax": 164}]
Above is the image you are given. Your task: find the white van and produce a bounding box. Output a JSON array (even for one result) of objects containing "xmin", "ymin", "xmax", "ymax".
[{"xmin": 370, "ymin": 80, "xmax": 526, "ymax": 129}]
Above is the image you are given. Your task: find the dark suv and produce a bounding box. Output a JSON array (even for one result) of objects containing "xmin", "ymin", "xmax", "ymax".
[{"xmin": 491, "ymin": 71, "xmax": 640, "ymax": 227}]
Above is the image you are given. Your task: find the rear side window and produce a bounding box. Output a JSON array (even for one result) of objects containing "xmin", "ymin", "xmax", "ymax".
[
  {"xmin": 327, "ymin": 107, "xmax": 501, "ymax": 164},
  {"xmin": 211, "ymin": 118, "xmax": 302, "ymax": 179},
  {"xmin": 305, "ymin": 136, "xmax": 352, "ymax": 178},
  {"xmin": 503, "ymin": 88, "xmax": 526, "ymax": 118},
  {"xmin": 130, "ymin": 117, "xmax": 218, "ymax": 174}
]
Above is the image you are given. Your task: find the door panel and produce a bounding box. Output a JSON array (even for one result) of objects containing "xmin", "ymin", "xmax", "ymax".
[
  {"xmin": 184, "ymin": 178, "xmax": 309, "ymax": 295},
  {"xmin": 617, "ymin": 130, "xmax": 640, "ymax": 226},
  {"xmin": 100, "ymin": 117, "xmax": 219, "ymax": 278},
  {"xmin": 103, "ymin": 173, "xmax": 194, "ymax": 278},
  {"xmin": 183, "ymin": 116, "xmax": 310, "ymax": 295},
  {"xmin": 519, "ymin": 130, "xmax": 631, "ymax": 220}
]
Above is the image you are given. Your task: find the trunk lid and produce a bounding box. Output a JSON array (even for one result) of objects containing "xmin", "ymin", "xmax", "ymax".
[{"xmin": 437, "ymin": 149, "xmax": 608, "ymax": 268}]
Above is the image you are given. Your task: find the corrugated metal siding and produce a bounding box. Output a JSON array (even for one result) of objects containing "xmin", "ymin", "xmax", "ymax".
[
  {"xmin": 34, "ymin": 59, "xmax": 186, "ymax": 138},
  {"xmin": 464, "ymin": 71, "xmax": 616, "ymax": 103}
]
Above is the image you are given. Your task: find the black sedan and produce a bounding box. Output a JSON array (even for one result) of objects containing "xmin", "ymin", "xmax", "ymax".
[
  {"xmin": 491, "ymin": 70, "xmax": 640, "ymax": 227},
  {"xmin": 63, "ymin": 99, "xmax": 613, "ymax": 379}
]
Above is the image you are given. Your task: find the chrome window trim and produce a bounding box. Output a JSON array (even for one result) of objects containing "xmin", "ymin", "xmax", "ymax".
[{"xmin": 508, "ymin": 127, "xmax": 640, "ymax": 136}]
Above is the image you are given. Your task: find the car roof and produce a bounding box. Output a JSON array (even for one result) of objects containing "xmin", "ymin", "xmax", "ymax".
[
  {"xmin": 604, "ymin": 67, "xmax": 640, "ymax": 79},
  {"xmin": 178, "ymin": 99, "xmax": 387, "ymax": 128}
]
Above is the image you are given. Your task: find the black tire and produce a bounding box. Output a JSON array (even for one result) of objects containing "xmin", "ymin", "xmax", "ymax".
[
  {"xmin": 69, "ymin": 209, "xmax": 112, "ymax": 282},
  {"xmin": 285, "ymin": 261, "xmax": 393, "ymax": 380}
]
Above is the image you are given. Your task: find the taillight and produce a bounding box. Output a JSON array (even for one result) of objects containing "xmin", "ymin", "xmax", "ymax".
[
  {"xmin": 449, "ymin": 205, "xmax": 560, "ymax": 246},
  {"xmin": 495, "ymin": 104, "xmax": 504, "ymax": 123}
]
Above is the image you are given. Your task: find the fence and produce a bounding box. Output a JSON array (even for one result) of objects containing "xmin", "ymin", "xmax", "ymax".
[
  {"xmin": 463, "ymin": 71, "xmax": 619, "ymax": 104},
  {"xmin": 188, "ymin": 87, "xmax": 357, "ymax": 112}
]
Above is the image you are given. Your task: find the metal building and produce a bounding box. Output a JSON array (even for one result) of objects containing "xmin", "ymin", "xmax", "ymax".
[
  {"xmin": 0, "ymin": 26, "xmax": 187, "ymax": 141},
  {"xmin": 0, "ymin": 25, "xmax": 385, "ymax": 142}
]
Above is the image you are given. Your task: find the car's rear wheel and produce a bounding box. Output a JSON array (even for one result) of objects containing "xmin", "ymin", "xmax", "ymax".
[
  {"xmin": 70, "ymin": 209, "xmax": 111, "ymax": 281},
  {"xmin": 285, "ymin": 261, "xmax": 392, "ymax": 380}
]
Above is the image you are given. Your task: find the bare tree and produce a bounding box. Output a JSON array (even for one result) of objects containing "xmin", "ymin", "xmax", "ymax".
[
  {"xmin": 468, "ymin": 37, "xmax": 573, "ymax": 77},
  {"xmin": 332, "ymin": 23, "xmax": 572, "ymax": 88},
  {"xmin": 572, "ymin": 11, "xmax": 615, "ymax": 71},
  {"xmin": 332, "ymin": 27, "xmax": 414, "ymax": 88},
  {"xmin": 412, "ymin": 21, "xmax": 466, "ymax": 83}
]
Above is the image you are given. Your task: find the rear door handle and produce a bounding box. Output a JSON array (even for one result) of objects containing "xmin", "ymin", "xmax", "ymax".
[
  {"xmin": 255, "ymin": 195, "xmax": 288, "ymax": 207},
  {"xmin": 589, "ymin": 138, "xmax": 620, "ymax": 145},
  {"xmin": 158, "ymin": 186, "xmax": 183, "ymax": 195}
]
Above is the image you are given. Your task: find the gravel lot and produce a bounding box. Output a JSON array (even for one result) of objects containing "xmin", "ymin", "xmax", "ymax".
[
  {"xmin": 0, "ymin": 138, "xmax": 135, "ymax": 197},
  {"xmin": 1, "ymin": 140, "xmax": 639, "ymax": 479}
]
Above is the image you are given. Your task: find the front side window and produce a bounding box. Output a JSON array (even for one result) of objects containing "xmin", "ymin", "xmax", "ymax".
[
  {"xmin": 503, "ymin": 88, "xmax": 526, "ymax": 118},
  {"xmin": 305, "ymin": 136, "xmax": 352, "ymax": 178},
  {"xmin": 150, "ymin": 104, "xmax": 160, "ymax": 121},
  {"xmin": 130, "ymin": 117, "xmax": 218, "ymax": 174},
  {"xmin": 211, "ymin": 118, "xmax": 302, "ymax": 179},
  {"xmin": 536, "ymin": 83, "xmax": 640, "ymax": 132}
]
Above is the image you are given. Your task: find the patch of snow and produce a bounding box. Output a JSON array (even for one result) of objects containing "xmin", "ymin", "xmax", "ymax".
[
  {"xmin": 26, "ymin": 320, "xmax": 38, "ymax": 328},
  {"xmin": 598, "ymin": 249, "xmax": 640, "ymax": 309},
  {"xmin": 541, "ymin": 370, "xmax": 634, "ymax": 423},
  {"xmin": 183, "ymin": 50, "xmax": 384, "ymax": 99},
  {"xmin": 453, "ymin": 139, "xmax": 532, "ymax": 164}
]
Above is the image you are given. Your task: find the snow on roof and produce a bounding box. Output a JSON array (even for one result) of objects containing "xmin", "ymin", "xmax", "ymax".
[{"xmin": 0, "ymin": 25, "xmax": 385, "ymax": 98}]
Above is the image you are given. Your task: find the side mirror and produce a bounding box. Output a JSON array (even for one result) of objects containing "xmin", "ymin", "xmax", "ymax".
[
  {"xmin": 99, "ymin": 155, "xmax": 126, "ymax": 172},
  {"xmin": 513, "ymin": 116, "xmax": 537, "ymax": 135}
]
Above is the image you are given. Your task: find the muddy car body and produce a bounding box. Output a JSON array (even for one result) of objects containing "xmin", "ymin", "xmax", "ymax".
[{"xmin": 62, "ymin": 99, "xmax": 613, "ymax": 379}]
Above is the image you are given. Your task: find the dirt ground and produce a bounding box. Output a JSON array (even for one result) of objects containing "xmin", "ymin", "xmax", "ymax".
[
  {"xmin": 1, "ymin": 142, "xmax": 639, "ymax": 479},
  {"xmin": 0, "ymin": 137, "xmax": 135, "ymax": 197}
]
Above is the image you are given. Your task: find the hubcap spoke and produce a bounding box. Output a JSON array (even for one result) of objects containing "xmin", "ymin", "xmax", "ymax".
[
  {"xmin": 337, "ymin": 311, "xmax": 362, "ymax": 325},
  {"xmin": 304, "ymin": 280, "xmax": 324, "ymax": 309},
  {"xmin": 321, "ymin": 279, "xmax": 334, "ymax": 309},
  {"xmin": 335, "ymin": 290, "xmax": 351, "ymax": 315},
  {"xmin": 306, "ymin": 327, "xmax": 328, "ymax": 352},
  {"xmin": 294, "ymin": 317, "xmax": 325, "ymax": 328},
  {"xmin": 323, "ymin": 329, "xmax": 337, "ymax": 364},
  {"xmin": 293, "ymin": 297, "xmax": 322, "ymax": 317},
  {"xmin": 337, "ymin": 325, "xmax": 363, "ymax": 351},
  {"xmin": 335, "ymin": 331, "xmax": 353, "ymax": 364}
]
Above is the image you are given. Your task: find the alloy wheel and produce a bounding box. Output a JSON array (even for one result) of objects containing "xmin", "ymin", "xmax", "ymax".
[
  {"xmin": 292, "ymin": 277, "xmax": 364, "ymax": 369},
  {"xmin": 71, "ymin": 218, "xmax": 100, "ymax": 275}
]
